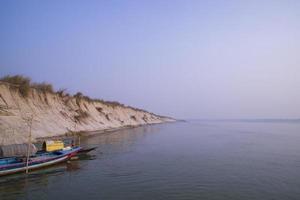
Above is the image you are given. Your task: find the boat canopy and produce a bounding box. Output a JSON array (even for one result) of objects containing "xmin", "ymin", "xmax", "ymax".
[
  {"xmin": 0, "ymin": 143, "xmax": 37, "ymax": 157},
  {"xmin": 42, "ymin": 140, "xmax": 64, "ymax": 152}
]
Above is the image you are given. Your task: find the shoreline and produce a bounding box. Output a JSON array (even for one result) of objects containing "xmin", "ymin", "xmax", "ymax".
[{"xmin": 35, "ymin": 120, "xmax": 177, "ymax": 143}]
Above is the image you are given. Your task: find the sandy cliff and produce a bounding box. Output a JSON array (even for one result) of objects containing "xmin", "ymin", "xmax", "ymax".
[{"xmin": 0, "ymin": 82, "xmax": 174, "ymax": 145}]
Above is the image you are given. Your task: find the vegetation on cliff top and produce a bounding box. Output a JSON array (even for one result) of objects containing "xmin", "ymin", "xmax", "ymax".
[
  {"xmin": 1, "ymin": 75, "xmax": 54, "ymax": 97},
  {"xmin": 0, "ymin": 75, "xmax": 164, "ymax": 117},
  {"xmin": 1, "ymin": 75, "xmax": 32, "ymax": 97},
  {"xmin": 0, "ymin": 75, "xmax": 126, "ymax": 106}
]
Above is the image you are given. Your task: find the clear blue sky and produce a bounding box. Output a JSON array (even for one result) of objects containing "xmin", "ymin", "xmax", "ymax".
[{"xmin": 1, "ymin": 0, "xmax": 299, "ymax": 119}]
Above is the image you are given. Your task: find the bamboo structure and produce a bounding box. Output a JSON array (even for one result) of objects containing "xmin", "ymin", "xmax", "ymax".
[{"xmin": 25, "ymin": 115, "xmax": 33, "ymax": 174}]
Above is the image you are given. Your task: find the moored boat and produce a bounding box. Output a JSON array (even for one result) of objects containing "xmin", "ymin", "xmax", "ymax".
[
  {"xmin": 0, "ymin": 146, "xmax": 81, "ymax": 176},
  {"xmin": 38, "ymin": 140, "xmax": 97, "ymax": 155}
]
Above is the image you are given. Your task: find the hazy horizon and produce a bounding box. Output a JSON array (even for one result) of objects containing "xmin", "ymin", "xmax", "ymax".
[{"xmin": 1, "ymin": 1, "xmax": 299, "ymax": 119}]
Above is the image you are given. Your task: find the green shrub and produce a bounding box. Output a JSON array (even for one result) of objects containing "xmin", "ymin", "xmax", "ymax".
[
  {"xmin": 74, "ymin": 92, "xmax": 83, "ymax": 98},
  {"xmin": 105, "ymin": 101, "xmax": 124, "ymax": 107},
  {"xmin": 0, "ymin": 75, "xmax": 30, "ymax": 85},
  {"xmin": 0, "ymin": 75, "xmax": 31, "ymax": 97},
  {"xmin": 31, "ymin": 82, "xmax": 54, "ymax": 93},
  {"xmin": 73, "ymin": 92, "xmax": 83, "ymax": 107},
  {"xmin": 57, "ymin": 88, "xmax": 67, "ymax": 97},
  {"xmin": 93, "ymin": 98, "xmax": 124, "ymax": 107}
]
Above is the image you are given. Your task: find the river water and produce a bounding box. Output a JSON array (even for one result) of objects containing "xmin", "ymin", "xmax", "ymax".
[{"xmin": 1, "ymin": 121, "xmax": 300, "ymax": 200}]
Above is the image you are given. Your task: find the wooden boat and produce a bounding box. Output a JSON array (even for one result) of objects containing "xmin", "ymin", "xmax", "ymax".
[
  {"xmin": 68, "ymin": 147, "xmax": 98, "ymax": 160},
  {"xmin": 0, "ymin": 146, "xmax": 81, "ymax": 176},
  {"xmin": 78, "ymin": 147, "xmax": 97, "ymax": 154}
]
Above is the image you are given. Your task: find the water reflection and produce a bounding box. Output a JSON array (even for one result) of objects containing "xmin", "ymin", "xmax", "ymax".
[
  {"xmin": 0, "ymin": 164, "xmax": 65, "ymax": 200},
  {"xmin": 80, "ymin": 125, "xmax": 163, "ymax": 154},
  {"xmin": 0, "ymin": 160, "xmax": 84, "ymax": 200},
  {"xmin": 0, "ymin": 124, "xmax": 163, "ymax": 200},
  {"xmin": 83, "ymin": 125, "xmax": 162, "ymax": 144}
]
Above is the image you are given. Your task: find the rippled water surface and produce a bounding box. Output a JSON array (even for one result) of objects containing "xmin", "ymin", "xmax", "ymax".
[{"xmin": 1, "ymin": 121, "xmax": 300, "ymax": 200}]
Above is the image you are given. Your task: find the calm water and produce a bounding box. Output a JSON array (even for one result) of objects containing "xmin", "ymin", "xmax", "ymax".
[{"xmin": 1, "ymin": 121, "xmax": 300, "ymax": 200}]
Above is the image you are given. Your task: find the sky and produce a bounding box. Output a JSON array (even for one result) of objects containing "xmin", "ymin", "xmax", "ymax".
[{"xmin": 0, "ymin": 0, "xmax": 300, "ymax": 119}]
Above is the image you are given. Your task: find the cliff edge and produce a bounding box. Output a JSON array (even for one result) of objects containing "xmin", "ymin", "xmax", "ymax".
[{"xmin": 0, "ymin": 80, "xmax": 174, "ymax": 145}]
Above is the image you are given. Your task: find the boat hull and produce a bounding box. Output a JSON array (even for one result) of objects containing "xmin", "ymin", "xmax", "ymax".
[
  {"xmin": 0, "ymin": 155, "xmax": 68, "ymax": 176},
  {"xmin": 0, "ymin": 147, "xmax": 81, "ymax": 176}
]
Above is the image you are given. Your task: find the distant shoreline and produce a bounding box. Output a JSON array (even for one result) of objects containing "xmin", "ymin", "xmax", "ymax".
[{"xmin": 189, "ymin": 119, "xmax": 300, "ymax": 124}]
